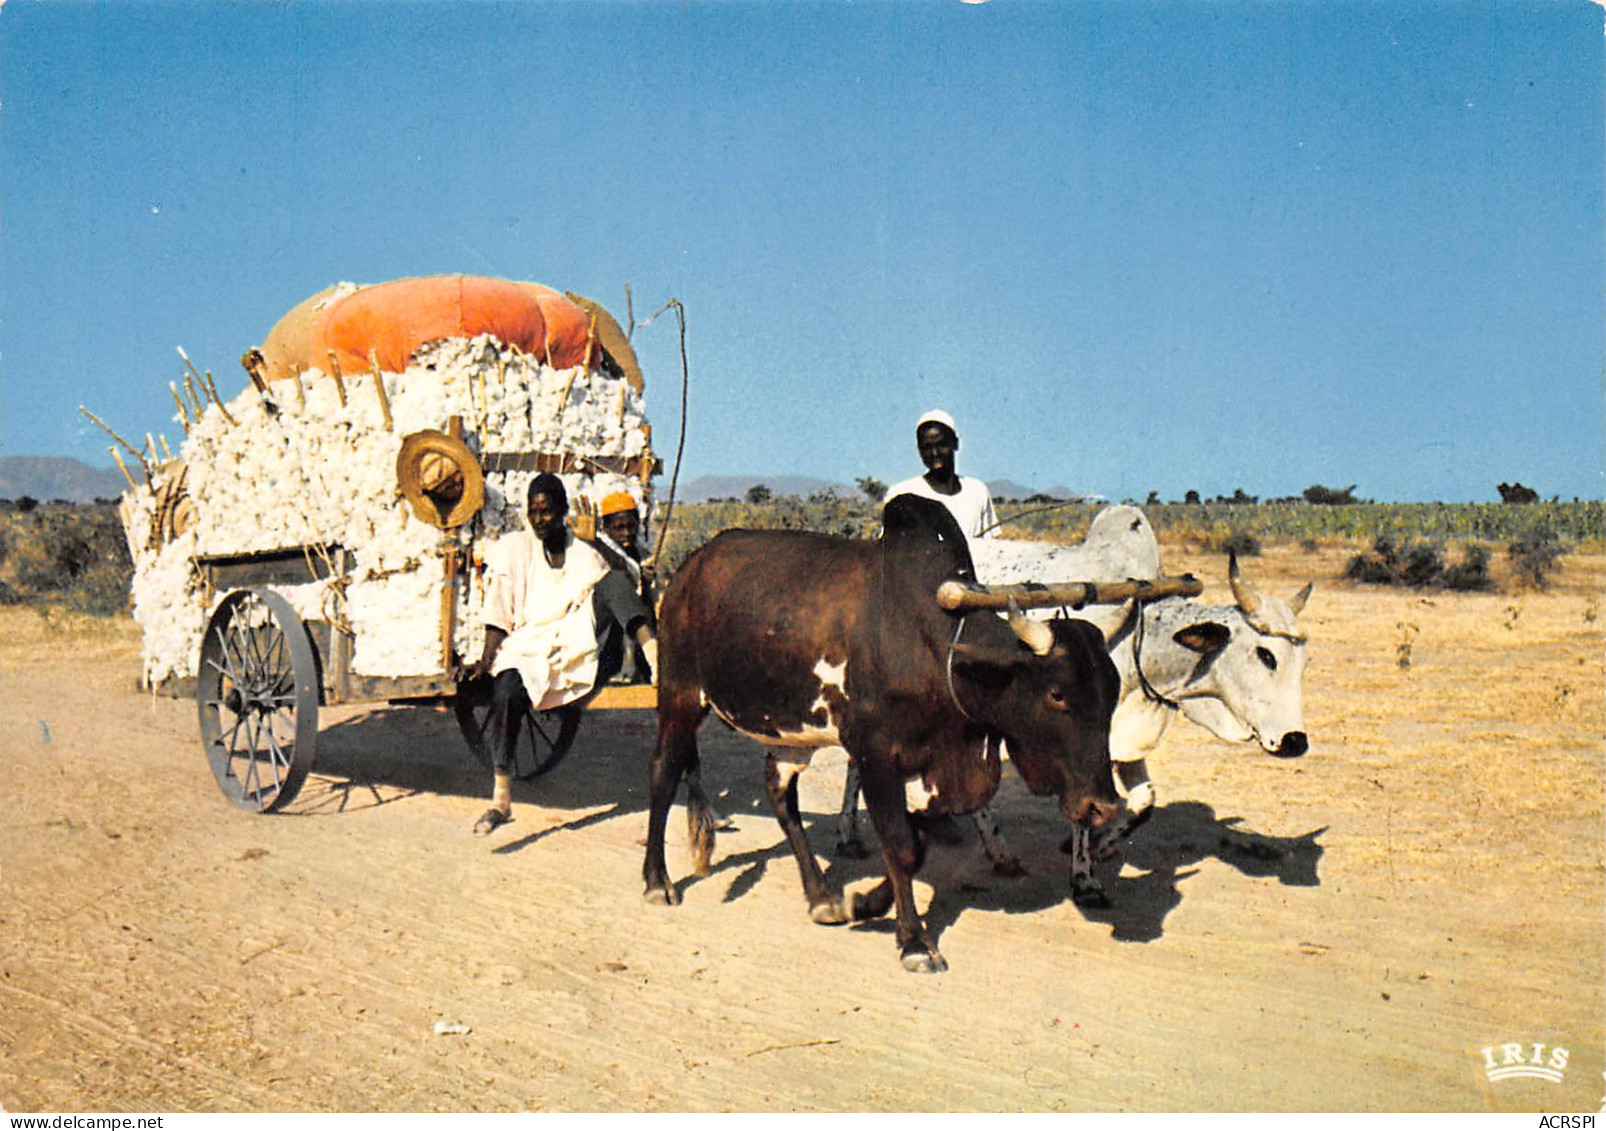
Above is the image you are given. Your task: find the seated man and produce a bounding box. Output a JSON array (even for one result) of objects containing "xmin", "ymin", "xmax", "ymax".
[
  {"xmin": 466, "ymin": 473, "xmax": 637, "ymax": 835},
  {"xmin": 585, "ymin": 491, "xmax": 658, "ymax": 686}
]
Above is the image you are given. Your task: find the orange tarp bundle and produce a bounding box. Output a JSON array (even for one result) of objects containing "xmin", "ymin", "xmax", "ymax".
[
  {"xmin": 308, "ymin": 275, "xmax": 598, "ymax": 377},
  {"xmin": 258, "ymin": 286, "xmax": 340, "ymax": 383}
]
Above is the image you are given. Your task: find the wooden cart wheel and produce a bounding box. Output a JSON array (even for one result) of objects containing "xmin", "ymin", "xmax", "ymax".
[
  {"xmin": 454, "ymin": 676, "xmax": 581, "ymax": 780},
  {"xmin": 197, "ymin": 588, "xmax": 319, "ymax": 812}
]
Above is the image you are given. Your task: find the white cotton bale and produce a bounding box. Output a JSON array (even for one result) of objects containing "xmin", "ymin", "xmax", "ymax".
[{"xmin": 126, "ymin": 335, "xmax": 652, "ymax": 686}]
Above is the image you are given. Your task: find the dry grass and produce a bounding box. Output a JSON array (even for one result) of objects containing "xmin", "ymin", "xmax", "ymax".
[{"xmin": 0, "ymin": 605, "xmax": 142, "ymax": 670}]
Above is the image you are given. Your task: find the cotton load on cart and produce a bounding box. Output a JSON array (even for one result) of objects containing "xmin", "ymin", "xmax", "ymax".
[{"xmin": 110, "ymin": 275, "xmax": 661, "ymax": 813}]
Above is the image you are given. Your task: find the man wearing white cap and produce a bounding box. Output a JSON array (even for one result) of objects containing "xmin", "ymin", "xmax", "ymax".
[{"xmin": 885, "ymin": 409, "xmax": 999, "ymax": 544}]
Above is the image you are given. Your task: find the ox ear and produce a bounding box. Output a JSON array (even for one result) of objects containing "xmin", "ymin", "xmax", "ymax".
[
  {"xmin": 1288, "ymin": 582, "xmax": 1313, "ymax": 616},
  {"xmin": 1173, "ymin": 621, "xmax": 1231, "ymax": 656}
]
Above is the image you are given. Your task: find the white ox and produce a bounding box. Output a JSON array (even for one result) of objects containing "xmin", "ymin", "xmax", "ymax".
[{"xmin": 836, "ymin": 505, "xmax": 1313, "ymax": 902}]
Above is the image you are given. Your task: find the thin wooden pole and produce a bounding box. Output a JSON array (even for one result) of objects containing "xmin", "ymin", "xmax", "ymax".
[
  {"xmin": 368, "ymin": 352, "xmax": 393, "ymax": 431},
  {"xmin": 326, "ymin": 351, "xmax": 347, "ymax": 407},
  {"xmin": 79, "ymin": 406, "xmax": 146, "ymax": 466},
  {"xmin": 109, "ymin": 447, "xmax": 138, "ymax": 490},
  {"xmin": 182, "ymin": 373, "xmax": 205, "ymax": 417},
  {"xmin": 169, "ymin": 384, "xmax": 192, "ymax": 431}
]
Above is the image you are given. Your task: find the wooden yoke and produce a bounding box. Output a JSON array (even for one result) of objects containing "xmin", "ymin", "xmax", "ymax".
[{"xmin": 936, "ymin": 574, "xmax": 1204, "ymax": 613}]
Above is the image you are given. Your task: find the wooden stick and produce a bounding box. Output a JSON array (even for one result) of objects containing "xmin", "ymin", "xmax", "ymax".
[
  {"xmin": 141, "ymin": 435, "xmax": 158, "ymax": 486},
  {"xmin": 240, "ymin": 349, "xmax": 269, "ymax": 395},
  {"xmin": 182, "ymin": 372, "xmax": 205, "ymax": 417},
  {"xmin": 477, "ymin": 365, "xmax": 488, "ymax": 433},
  {"xmin": 177, "ymin": 348, "xmax": 216, "ymax": 418},
  {"xmin": 326, "ymin": 351, "xmax": 347, "ymax": 407},
  {"xmin": 293, "ymin": 368, "xmax": 306, "ymax": 412},
  {"xmin": 176, "ymin": 346, "xmax": 205, "ymax": 386},
  {"xmin": 169, "ymin": 383, "xmax": 192, "ymax": 430},
  {"xmin": 202, "ymin": 370, "xmax": 236, "ymax": 426},
  {"xmin": 79, "ymin": 406, "xmax": 145, "ymax": 464},
  {"xmin": 936, "ymin": 575, "xmax": 1204, "ymax": 613},
  {"xmin": 558, "ymin": 364, "xmax": 581, "ymax": 415},
  {"xmin": 368, "ymin": 352, "xmax": 393, "ymax": 431},
  {"xmin": 109, "ymin": 447, "xmax": 138, "ymax": 490},
  {"xmin": 159, "ymin": 435, "xmax": 174, "ymax": 460}
]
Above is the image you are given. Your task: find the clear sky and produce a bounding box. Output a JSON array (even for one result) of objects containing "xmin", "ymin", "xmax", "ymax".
[{"xmin": 3, "ymin": 0, "xmax": 1601, "ymax": 503}]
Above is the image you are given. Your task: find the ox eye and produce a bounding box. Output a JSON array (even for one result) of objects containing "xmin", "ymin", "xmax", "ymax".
[
  {"xmin": 1046, "ymin": 688, "xmax": 1069, "ymax": 710},
  {"xmin": 1256, "ymin": 646, "xmax": 1278, "ymax": 671}
]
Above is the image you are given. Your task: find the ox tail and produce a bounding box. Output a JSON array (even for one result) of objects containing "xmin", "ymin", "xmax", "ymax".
[{"xmin": 685, "ymin": 777, "xmax": 718, "ymax": 877}]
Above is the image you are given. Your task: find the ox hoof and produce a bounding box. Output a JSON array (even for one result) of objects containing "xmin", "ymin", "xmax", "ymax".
[
  {"xmin": 900, "ymin": 948, "xmax": 948, "ymax": 974},
  {"xmin": 1070, "ymin": 877, "xmax": 1110, "ymax": 909},
  {"xmin": 643, "ymin": 884, "xmax": 680, "ymax": 907},
  {"xmin": 809, "ymin": 901, "xmax": 849, "ymax": 926},
  {"xmin": 834, "ymin": 837, "xmax": 871, "ymax": 860}
]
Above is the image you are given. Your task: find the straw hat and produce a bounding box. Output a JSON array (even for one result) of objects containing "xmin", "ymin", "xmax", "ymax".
[{"xmin": 396, "ymin": 429, "xmax": 484, "ymax": 529}]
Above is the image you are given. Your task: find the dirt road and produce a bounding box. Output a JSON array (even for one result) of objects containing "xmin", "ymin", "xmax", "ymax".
[{"xmin": 2, "ymin": 549, "xmax": 1601, "ymax": 1111}]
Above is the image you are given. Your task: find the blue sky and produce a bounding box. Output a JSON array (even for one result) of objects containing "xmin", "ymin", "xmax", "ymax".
[{"xmin": 2, "ymin": 0, "xmax": 1601, "ymax": 503}]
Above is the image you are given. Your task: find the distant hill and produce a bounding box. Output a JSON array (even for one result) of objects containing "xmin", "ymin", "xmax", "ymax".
[
  {"xmin": 0, "ymin": 456, "xmax": 128, "ymax": 503},
  {"xmin": 987, "ymin": 480, "xmax": 1080, "ymax": 501},
  {"xmin": 675, "ymin": 475, "xmax": 1085, "ymax": 504},
  {"xmin": 674, "ymin": 475, "xmax": 848, "ymax": 502}
]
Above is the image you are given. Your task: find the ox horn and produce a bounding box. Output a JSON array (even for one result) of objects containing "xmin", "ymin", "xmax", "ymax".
[
  {"xmin": 1228, "ymin": 551, "xmax": 1263, "ymax": 618},
  {"xmin": 1288, "ymin": 582, "xmax": 1313, "ymax": 616},
  {"xmin": 1007, "ymin": 599, "xmax": 1055, "ymax": 657}
]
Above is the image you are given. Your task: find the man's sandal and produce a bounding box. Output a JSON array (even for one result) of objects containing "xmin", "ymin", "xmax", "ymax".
[{"xmin": 473, "ymin": 808, "xmax": 513, "ymax": 836}]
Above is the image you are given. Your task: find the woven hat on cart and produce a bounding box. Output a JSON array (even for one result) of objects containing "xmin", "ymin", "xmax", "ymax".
[{"xmin": 396, "ymin": 429, "xmax": 485, "ymax": 529}]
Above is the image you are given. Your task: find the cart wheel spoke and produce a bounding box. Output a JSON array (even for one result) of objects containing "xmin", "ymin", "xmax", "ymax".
[
  {"xmin": 453, "ymin": 680, "xmax": 581, "ymax": 781},
  {"xmin": 198, "ymin": 589, "xmax": 319, "ymax": 813}
]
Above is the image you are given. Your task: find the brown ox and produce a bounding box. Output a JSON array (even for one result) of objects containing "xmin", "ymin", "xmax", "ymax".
[{"xmin": 641, "ymin": 495, "xmax": 1122, "ymax": 973}]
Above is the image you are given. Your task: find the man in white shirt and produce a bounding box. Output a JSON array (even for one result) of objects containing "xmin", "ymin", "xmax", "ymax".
[
  {"xmin": 885, "ymin": 409, "xmax": 999, "ymax": 545},
  {"xmin": 465, "ymin": 473, "xmax": 612, "ymax": 835}
]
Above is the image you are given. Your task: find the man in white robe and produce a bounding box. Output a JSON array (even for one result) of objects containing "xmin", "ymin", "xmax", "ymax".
[
  {"xmin": 885, "ymin": 408, "xmax": 999, "ymax": 548},
  {"xmin": 466, "ymin": 473, "xmax": 611, "ymax": 834}
]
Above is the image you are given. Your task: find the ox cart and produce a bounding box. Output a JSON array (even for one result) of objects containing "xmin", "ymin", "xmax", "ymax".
[
  {"xmin": 192, "ymin": 556, "xmax": 659, "ymax": 814},
  {"xmin": 103, "ymin": 275, "xmax": 665, "ymax": 813}
]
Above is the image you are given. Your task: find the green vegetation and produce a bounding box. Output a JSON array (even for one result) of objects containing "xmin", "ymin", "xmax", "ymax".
[
  {"xmin": 993, "ymin": 499, "xmax": 1605, "ymax": 550},
  {"xmin": 654, "ymin": 498, "xmax": 1604, "ymax": 586},
  {"xmin": 3, "ymin": 496, "xmax": 1598, "ymax": 616}
]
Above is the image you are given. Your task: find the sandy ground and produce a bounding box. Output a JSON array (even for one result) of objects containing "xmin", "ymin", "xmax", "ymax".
[{"xmin": 1, "ymin": 546, "xmax": 1601, "ymax": 1112}]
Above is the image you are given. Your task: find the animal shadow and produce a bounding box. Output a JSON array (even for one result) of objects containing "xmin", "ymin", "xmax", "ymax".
[
  {"xmin": 1077, "ymin": 800, "xmax": 1327, "ymax": 942},
  {"xmin": 916, "ymin": 799, "xmax": 1324, "ymax": 948}
]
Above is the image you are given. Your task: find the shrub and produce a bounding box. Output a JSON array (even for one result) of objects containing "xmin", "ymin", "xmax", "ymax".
[
  {"xmin": 1215, "ymin": 531, "xmax": 1263, "ymax": 557},
  {"xmin": 1399, "ymin": 542, "xmax": 1445, "ymax": 588},
  {"xmin": 1508, "ymin": 526, "xmax": 1563, "ymax": 588},
  {"xmin": 1304, "ymin": 484, "xmax": 1358, "ymax": 505},
  {"xmin": 1441, "ymin": 544, "xmax": 1493, "ymax": 592},
  {"xmin": 1345, "ymin": 536, "xmax": 1492, "ymax": 591},
  {"xmin": 0, "ymin": 501, "xmax": 132, "ymax": 615}
]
